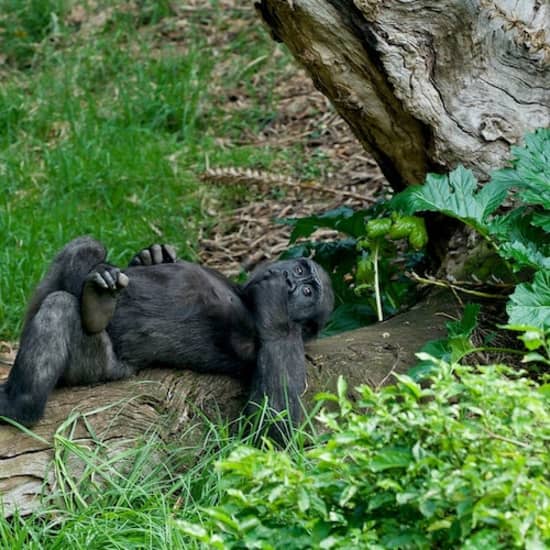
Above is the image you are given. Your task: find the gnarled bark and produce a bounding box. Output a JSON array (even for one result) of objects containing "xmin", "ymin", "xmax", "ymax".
[
  {"xmin": 0, "ymin": 290, "xmax": 453, "ymax": 517},
  {"xmin": 256, "ymin": 0, "xmax": 549, "ymax": 190}
]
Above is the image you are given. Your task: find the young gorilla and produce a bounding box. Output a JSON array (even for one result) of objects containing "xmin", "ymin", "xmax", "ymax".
[{"xmin": 0, "ymin": 237, "xmax": 334, "ymax": 439}]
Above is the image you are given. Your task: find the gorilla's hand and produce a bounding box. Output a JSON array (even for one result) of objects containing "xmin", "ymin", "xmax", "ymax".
[
  {"xmin": 249, "ymin": 270, "xmax": 293, "ymax": 339},
  {"xmin": 129, "ymin": 244, "xmax": 177, "ymax": 267}
]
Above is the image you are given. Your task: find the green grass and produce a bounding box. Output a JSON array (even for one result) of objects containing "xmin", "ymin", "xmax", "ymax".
[
  {"xmin": 0, "ymin": 409, "xmax": 315, "ymax": 549},
  {"xmin": 0, "ymin": 0, "xmax": 303, "ymax": 339}
]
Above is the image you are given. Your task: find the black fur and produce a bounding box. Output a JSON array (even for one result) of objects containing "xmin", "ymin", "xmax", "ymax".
[{"xmin": 0, "ymin": 237, "xmax": 334, "ymax": 440}]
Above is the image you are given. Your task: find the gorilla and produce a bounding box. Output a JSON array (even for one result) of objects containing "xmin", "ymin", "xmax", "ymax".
[{"xmin": 0, "ymin": 237, "xmax": 334, "ymax": 439}]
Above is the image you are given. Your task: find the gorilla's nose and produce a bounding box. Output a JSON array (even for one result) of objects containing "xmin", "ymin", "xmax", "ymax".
[{"xmin": 283, "ymin": 271, "xmax": 296, "ymax": 292}]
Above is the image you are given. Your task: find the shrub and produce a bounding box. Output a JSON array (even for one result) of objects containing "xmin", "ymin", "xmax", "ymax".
[{"xmin": 180, "ymin": 361, "xmax": 550, "ymax": 549}]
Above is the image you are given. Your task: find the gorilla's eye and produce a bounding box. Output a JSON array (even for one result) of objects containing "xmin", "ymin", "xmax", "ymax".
[
  {"xmin": 302, "ymin": 285, "xmax": 312, "ymax": 297},
  {"xmin": 295, "ymin": 264, "xmax": 304, "ymax": 275}
]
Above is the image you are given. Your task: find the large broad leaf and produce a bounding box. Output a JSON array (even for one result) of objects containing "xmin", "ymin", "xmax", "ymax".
[
  {"xmin": 531, "ymin": 211, "xmax": 550, "ymax": 233},
  {"xmin": 488, "ymin": 208, "xmax": 550, "ymax": 271},
  {"xmin": 391, "ymin": 166, "xmax": 508, "ymax": 235},
  {"xmin": 491, "ymin": 128, "xmax": 550, "ymax": 210},
  {"xmin": 321, "ymin": 303, "xmax": 377, "ymax": 336},
  {"xmin": 446, "ymin": 303, "xmax": 481, "ymax": 338},
  {"xmin": 498, "ymin": 241, "xmax": 550, "ymax": 271},
  {"xmin": 507, "ymin": 270, "xmax": 550, "ymax": 330}
]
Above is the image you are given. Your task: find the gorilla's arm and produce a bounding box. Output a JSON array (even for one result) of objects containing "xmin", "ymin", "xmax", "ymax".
[
  {"xmin": 245, "ymin": 273, "xmax": 306, "ymax": 440},
  {"xmin": 249, "ymin": 331, "xmax": 305, "ymax": 425}
]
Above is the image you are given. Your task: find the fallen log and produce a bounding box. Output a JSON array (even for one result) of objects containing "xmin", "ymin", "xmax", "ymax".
[{"xmin": 0, "ymin": 291, "xmax": 453, "ymax": 517}]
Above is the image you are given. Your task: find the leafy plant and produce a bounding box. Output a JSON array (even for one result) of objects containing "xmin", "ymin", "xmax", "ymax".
[
  {"xmin": 180, "ymin": 362, "xmax": 550, "ymax": 549},
  {"xmin": 506, "ymin": 325, "xmax": 550, "ymax": 368},
  {"xmin": 392, "ymin": 128, "xmax": 550, "ymax": 336},
  {"xmin": 409, "ymin": 303, "xmax": 480, "ymax": 380},
  {"xmin": 280, "ymin": 203, "xmax": 428, "ymax": 333}
]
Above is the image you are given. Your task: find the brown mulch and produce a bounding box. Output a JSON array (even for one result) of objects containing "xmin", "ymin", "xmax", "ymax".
[{"xmin": 196, "ymin": 66, "xmax": 386, "ymax": 276}]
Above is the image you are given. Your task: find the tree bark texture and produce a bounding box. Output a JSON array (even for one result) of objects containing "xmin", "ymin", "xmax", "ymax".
[
  {"xmin": 0, "ymin": 291, "xmax": 453, "ymax": 517},
  {"xmin": 256, "ymin": 0, "xmax": 549, "ymax": 190}
]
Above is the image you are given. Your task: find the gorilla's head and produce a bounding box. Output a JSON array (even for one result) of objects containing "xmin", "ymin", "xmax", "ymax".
[{"xmin": 246, "ymin": 258, "xmax": 334, "ymax": 340}]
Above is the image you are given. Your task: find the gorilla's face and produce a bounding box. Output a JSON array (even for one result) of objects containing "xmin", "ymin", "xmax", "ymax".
[{"xmin": 247, "ymin": 258, "xmax": 334, "ymax": 339}]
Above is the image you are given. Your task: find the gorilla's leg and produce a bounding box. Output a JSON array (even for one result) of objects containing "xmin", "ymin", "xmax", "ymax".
[
  {"xmin": 25, "ymin": 236, "xmax": 108, "ymax": 324},
  {"xmin": 0, "ymin": 292, "xmax": 134, "ymax": 425},
  {"xmin": 1, "ymin": 237, "xmax": 132, "ymax": 424},
  {"xmin": 24, "ymin": 236, "xmax": 128, "ymax": 334}
]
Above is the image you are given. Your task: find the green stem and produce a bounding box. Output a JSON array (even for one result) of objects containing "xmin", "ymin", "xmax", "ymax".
[{"xmin": 373, "ymin": 241, "xmax": 383, "ymax": 322}]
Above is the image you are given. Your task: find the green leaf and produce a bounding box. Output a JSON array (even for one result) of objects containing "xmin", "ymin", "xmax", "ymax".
[
  {"xmin": 517, "ymin": 329, "xmax": 546, "ymax": 351},
  {"xmin": 393, "ymin": 374, "xmax": 422, "ymax": 399},
  {"xmin": 356, "ymin": 257, "xmax": 374, "ymax": 285},
  {"xmin": 447, "ymin": 303, "xmax": 480, "ymax": 338},
  {"xmin": 531, "ymin": 211, "xmax": 550, "ymax": 233},
  {"xmin": 499, "ymin": 242, "xmax": 550, "ymax": 271},
  {"xmin": 281, "ymin": 206, "xmax": 371, "ymax": 241},
  {"xmin": 369, "ymin": 447, "xmax": 412, "ymax": 472},
  {"xmin": 321, "ymin": 303, "xmax": 377, "ymax": 336},
  {"xmin": 297, "ymin": 487, "xmax": 310, "ymax": 512},
  {"xmin": 522, "ymin": 352, "xmax": 550, "ymax": 364},
  {"xmin": 337, "ymin": 376, "xmax": 348, "ymax": 401},
  {"xmin": 408, "ymin": 218, "xmax": 428, "ymax": 250},
  {"xmin": 382, "ymin": 531, "xmax": 429, "ymax": 549},
  {"xmin": 489, "ymin": 208, "xmax": 550, "ymax": 270},
  {"xmin": 408, "ymin": 339, "xmax": 450, "ymax": 380},
  {"xmin": 448, "ymin": 336, "xmax": 475, "ymax": 362},
  {"xmin": 338, "ymin": 485, "xmax": 357, "ymax": 507},
  {"xmin": 366, "ymin": 217, "xmax": 392, "ymax": 238},
  {"xmin": 385, "ymin": 215, "xmax": 428, "ymax": 250},
  {"xmin": 490, "ymin": 128, "xmax": 550, "ymax": 210},
  {"xmin": 387, "ymin": 216, "xmax": 415, "ymax": 239},
  {"xmin": 391, "ymin": 166, "xmax": 508, "ymax": 234},
  {"xmin": 507, "ymin": 270, "xmax": 550, "ymax": 330}
]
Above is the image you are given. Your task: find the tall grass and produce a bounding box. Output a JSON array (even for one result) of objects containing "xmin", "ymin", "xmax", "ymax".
[{"xmin": 0, "ymin": 409, "xmax": 315, "ymax": 548}]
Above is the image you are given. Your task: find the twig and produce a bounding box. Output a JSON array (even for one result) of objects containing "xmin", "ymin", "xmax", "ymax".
[
  {"xmin": 375, "ymin": 349, "xmax": 402, "ymax": 390},
  {"xmin": 200, "ymin": 167, "xmax": 368, "ymax": 202},
  {"xmin": 482, "ymin": 429, "xmax": 532, "ymax": 450},
  {"xmin": 409, "ymin": 272, "xmax": 508, "ymax": 300}
]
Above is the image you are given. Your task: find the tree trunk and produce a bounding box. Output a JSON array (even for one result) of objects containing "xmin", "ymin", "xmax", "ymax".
[
  {"xmin": 256, "ymin": 0, "xmax": 549, "ymax": 191},
  {"xmin": 0, "ymin": 290, "xmax": 453, "ymax": 517}
]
